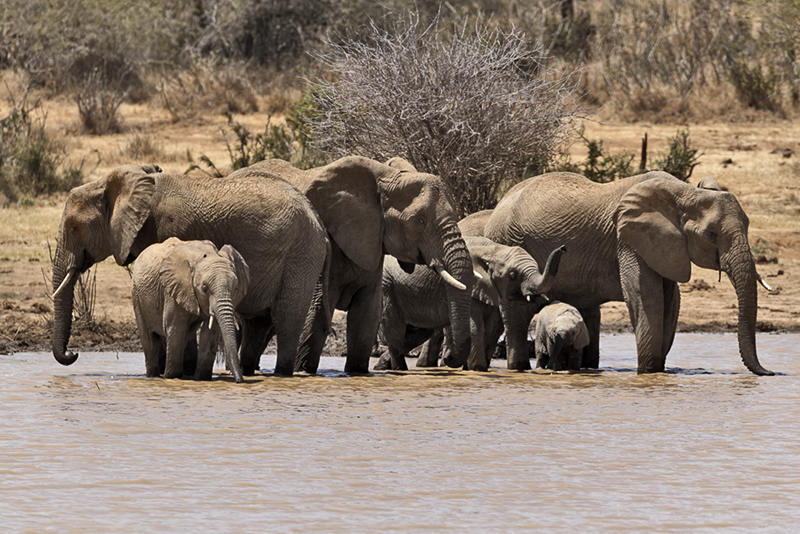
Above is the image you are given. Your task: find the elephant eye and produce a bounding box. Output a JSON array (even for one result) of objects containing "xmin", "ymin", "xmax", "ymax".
[
  {"xmin": 417, "ymin": 217, "xmax": 426, "ymax": 227},
  {"xmin": 707, "ymin": 230, "xmax": 718, "ymax": 243},
  {"xmin": 201, "ymin": 284, "xmax": 208, "ymax": 294},
  {"xmin": 509, "ymin": 270, "xmax": 518, "ymax": 281}
]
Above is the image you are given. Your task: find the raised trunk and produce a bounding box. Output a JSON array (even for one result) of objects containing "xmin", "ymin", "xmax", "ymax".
[
  {"xmin": 213, "ymin": 298, "xmax": 244, "ymax": 383},
  {"xmin": 51, "ymin": 248, "xmax": 79, "ymax": 366},
  {"xmin": 723, "ymin": 239, "xmax": 773, "ymax": 376},
  {"xmin": 524, "ymin": 245, "xmax": 567, "ymax": 296},
  {"xmin": 437, "ymin": 223, "xmax": 473, "ymax": 368}
]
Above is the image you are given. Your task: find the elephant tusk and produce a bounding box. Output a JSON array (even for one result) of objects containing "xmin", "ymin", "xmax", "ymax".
[
  {"xmin": 473, "ymin": 270, "xmax": 483, "ymax": 280},
  {"xmin": 435, "ymin": 266, "xmax": 467, "ymax": 291},
  {"xmin": 208, "ymin": 314, "xmax": 214, "ymax": 330},
  {"xmin": 527, "ymin": 295, "xmax": 531, "ymax": 302},
  {"xmin": 756, "ymin": 272, "xmax": 773, "ymax": 292},
  {"xmin": 52, "ymin": 269, "xmax": 76, "ymax": 299}
]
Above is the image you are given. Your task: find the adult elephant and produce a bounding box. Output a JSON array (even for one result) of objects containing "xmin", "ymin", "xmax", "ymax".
[
  {"xmin": 484, "ymin": 171, "xmax": 774, "ymax": 375},
  {"xmin": 241, "ymin": 156, "xmax": 473, "ymax": 374},
  {"xmin": 51, "ymin": 164, "xmax": 329, "ymax": 377}
]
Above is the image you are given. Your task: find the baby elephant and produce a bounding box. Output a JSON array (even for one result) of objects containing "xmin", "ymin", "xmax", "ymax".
[
  {"xmin": 377, "ymin": 236, "xmax": 565, "ymax": 372},
  {"xmin": 131, "ymin": 238, "xmax": 250, "ymax": 382},
  {"xmin": 534, "ymin": 301, "xmax": 590, "ymax": 371}
]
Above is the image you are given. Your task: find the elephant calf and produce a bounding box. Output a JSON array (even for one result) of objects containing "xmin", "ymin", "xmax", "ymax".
[
  {"xmin": 377, "ymin": 236, "xmax": 565, "ymax": 372},
  {"xmin": 534, "ymin": 301, "xmax": 590, "ymax": 371},
  {"xmin": 131, "ymin": 238, "xmax": 250, "ymax": 382}
]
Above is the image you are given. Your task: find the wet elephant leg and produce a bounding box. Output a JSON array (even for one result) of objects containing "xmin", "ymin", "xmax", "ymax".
[
  {"xmin": 620, "ymin": 249, "xmax": 667, "ymax": 373},
  {"xmin": 579, "ymin": 306, "xmax": 601, "ymax": 369},
  {"xmin": 182, "ymin": 334, "xmax": 198, "ymax": 377},
  {"xmin": 240, "ymin": 316, "xmax": 273, "ymax": 375},
  {"xmin": 661, "ymin": 279, "xmax": 680, "ymax": 359},
  {"xmin": 164, "ymin": 321, "xmax": 191, "ymax": 379},
  {"xmin": 482, "ymin": 309, "xmax": 504, "ymax": 367},
  {"xmin": 344, "ymin": 282, "xmax": 382, "ymax": 374},
  {"xmin": 500, "ymin": 300, "xmax": 536, "ymax": 370},
  {"xmin": 195, "ymin": 321, "xmax": 218, "ymax": 381},
  {"xmin": 416, "ymin": 329, "xmax": 444, "ymax": 367},
  {"xmin": 295, "ymin": 281, "xmax": 334, "ymax": 374},
  {"xmin": 388, "ymin": 345, "xmax": 409, "ymax": 371}
]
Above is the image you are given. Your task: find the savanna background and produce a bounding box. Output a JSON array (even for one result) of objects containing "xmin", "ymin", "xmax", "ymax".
[{"xmin": 1, "ymin": 0, "xmax": 798, "ymax": 355}]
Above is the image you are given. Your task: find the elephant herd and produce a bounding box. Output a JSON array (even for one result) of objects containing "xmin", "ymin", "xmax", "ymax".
[{"xmin": 50, "ymin": 156, "xmax": 776, "ymax": 380}]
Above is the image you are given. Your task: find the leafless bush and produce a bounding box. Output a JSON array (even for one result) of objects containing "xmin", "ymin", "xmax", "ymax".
[
  {"xmin": 305, "ymin": 13, "xmax": 580, "ymax": 216},
  {"xmin": 44, "ymin": 243, "xmax": 97, "ymax": 325},
  {"xmin": 76, "ymin": 68, "xmax": 128, "ymax": 135}
]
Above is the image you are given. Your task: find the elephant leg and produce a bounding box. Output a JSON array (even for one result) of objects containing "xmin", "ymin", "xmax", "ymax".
[
  {"xmin": 619, "ymin": 249, "xmax": 667, "ymax": 373},
  {"xmin": 194, "ymin": 321, "xmax": 218, "ymax": 381},
  {"xmin": 547, "ymin": 335, "xmax": 566, "ymax": 371},
  {"xmin": 142, "ymin": 332, "xmax": 165, "ymax": 378},
  {"xmin": 164, "ymin": 322, "xmax": 191, "ymax": 379},
  {"xmin": 182, "ymin": 334, "xmax": 198, "ymax": 377},
  {"xmin": 534, "ymin": 322, "xmax": 549, "ymax": 369},
  {"xmin": 343, "ymin": 283, "xmax": 382, "ymax": 374},
  {"xmin": 579, "ymin": 306, "xmax": 601, "ymax": 369},
  {"xmin": 567, "ymin": 347, "xmax": 583, "ymax": 370},
  {"xmin": 500, "ymin": 300, "xmax": 535, "ymax": 370},
  {"xmin": 239, "ymin": 316, "xmax": 273, "ymax": 375},
  {"xmin": 295, "ymin": 281, "xmax": 333, "ymax": 374},
  {"xmin": 661, "ymin": 279, "xmax": 680, "ymax": 359},
  {"xmin": 417, "ymin": 329, "xmax": 444, "ymax": 367},
  {"xmin": 388, "ymin": 345, "xmax": 409, "ymax": 371},
  {"xmin": 483, "ymin": 309, "xmax": 504, "ymax": 368},
  {"xmin": 373, "ymin": 349, "xmax": 392, "ymax": 371},
  {"xmin": 466, "ymin": 306, "xmax": 487, "ymax": 371}
]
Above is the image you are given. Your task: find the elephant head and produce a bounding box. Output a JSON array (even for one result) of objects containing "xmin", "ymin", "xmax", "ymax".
[
  {"xmin": 467, "ymin": 237, "xmax": 566, "ymax": 308},
  {"xmin": 51, "ymin": 164, "xmax": 162, "ymax": 366},
  {"xmin": 160, "ymin": 240, "xmax": 250, "ymax": 382},
  {"xmin": 615, "ymin": 174, "xmax": 773, "ymax": 375}
]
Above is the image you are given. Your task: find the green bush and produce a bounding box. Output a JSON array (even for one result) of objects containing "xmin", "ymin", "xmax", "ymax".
[
  {"xmin": 652, "ymin": 129, "xmax": 701, "ymax": 182},
  {"xmin": 555, "ymin": 129, "xmax": 635, "ymax": 183},
  {"xmin": 0, "ymin": 90, "xmax": 84, "ymax": 204}
]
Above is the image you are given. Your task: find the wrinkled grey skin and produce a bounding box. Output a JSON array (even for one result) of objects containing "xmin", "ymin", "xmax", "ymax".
[
  {"xmin": 242, "ymin": 156, "xmax": 473, "ymax": 374},
  {"xmin": 484, "ymin": 171, "xmax": 773, "ymax": 375},
  {"xmin": 131, "ymin": 238, "xmax": 250, "ymax": 382},
  {"xmin": 51, "ymin": 164, "xmax": 328, "ymax": 377},
  {"xmin": 534, "ymin": 301, "xmax": 590, "ymax": 371},
  {"xmin": 376, "ymin": 235, "xmax": 565, "ymax": 371}
]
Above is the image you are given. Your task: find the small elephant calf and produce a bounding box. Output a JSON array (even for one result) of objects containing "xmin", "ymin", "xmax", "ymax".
[
  {"xmin": 534, "ymin": 301, "xmax": 590, "ymax": 371},
  {"xmin": 131, "ymin": 238, "xmax": 250, "ymax": 382}
]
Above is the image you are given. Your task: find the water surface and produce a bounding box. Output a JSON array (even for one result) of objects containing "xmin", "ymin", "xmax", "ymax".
[{"xmin": 2, "ymin": 333, "xmax": 799, "ymax": 532}]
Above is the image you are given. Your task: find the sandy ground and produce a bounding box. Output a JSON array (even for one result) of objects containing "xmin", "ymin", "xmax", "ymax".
[{"xmin": 1, "ymin": 95, "xmax": 799, "ymax": 355}]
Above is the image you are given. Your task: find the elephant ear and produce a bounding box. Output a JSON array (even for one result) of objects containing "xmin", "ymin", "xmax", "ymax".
[
  {"xmin": 160, "ymin": 244, "xmax": 205, "ymax": 316},
  {"xmin": 219, "ymin": 244, "xmax": 251, "ymax": 302},
  {"xmin": 305, "ymin": 158, "xmax": 385, "ymax": 272},
  {"xmin": 469, "ymin": 248, "xmax": 501, "ymax": 306},
  {"xmin": 105, "ymin": 165, "xmax": 159, "ymax": 265},
  {"xmin": 616, "ymin": 176, "xmax": 692, "ymax": 283}
]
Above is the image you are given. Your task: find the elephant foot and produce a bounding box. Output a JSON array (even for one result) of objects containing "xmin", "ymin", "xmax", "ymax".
[{"xmin": 372, "ymin": 351, "xmax": 391, "ymax": 371}]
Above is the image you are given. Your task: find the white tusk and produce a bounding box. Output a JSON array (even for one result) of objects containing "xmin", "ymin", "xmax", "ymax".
[
  {"xmin": 235, "ymin": 319, "xmax": 240, "ymax": 331},
  {"xmin": 526, "ymin": 295, "xmax": 531, "ymax": 302},
  {"xmin": 756, "ymin": 272, "xmax": 773, "ymax": 292},
  {"xmin": 473, "ymin": 270, "xmax": 483, "ymax": 280},
  {"xmin": 51, "ymin": 269, "xmax": 76, "ymax": 299},
  {"xmin": 435, "ymin": 266, "xmax": 467, "ymax": 291},
  {"xmin": 208, "ymin": 314, "xmax": 214, "ymax": 330}
]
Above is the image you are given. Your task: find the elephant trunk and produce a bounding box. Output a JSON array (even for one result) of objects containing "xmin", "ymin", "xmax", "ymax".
[
  {"xmin": 51, "ymin": 247, "xmax": 80, "ymax": 366},
  {"xmin": 722, "ymin": 237, "xmax": 773, "ymax": 376},
  {"xmin": 437, "ymin": 222, "xmax": 473, "ymax": 368},
  {"xmin": 524, "ymin": 245, "xmax": 567, "ymax": 298},
  {"xmin": 213, "ymin": 297, "xmax": 244, "ymax": 383}
]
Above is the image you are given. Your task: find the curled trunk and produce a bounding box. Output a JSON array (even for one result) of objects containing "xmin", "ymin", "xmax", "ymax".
[
  {"xmin": 723, "ymin": 238, "xmax": 773, "ymax": 376},
  {"xmin": 524, "ymin": 245, "xmax": 567, "ymax": 297}
]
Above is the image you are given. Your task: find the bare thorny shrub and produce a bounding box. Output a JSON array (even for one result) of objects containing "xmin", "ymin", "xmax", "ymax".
[
  {"xmin": 305, "ymin": 13, "xmax": 581, "ymax": 216},
  {"xmin": 76, "ymin": 68, "xmax": 128, "ymax": 135},
  {"xmin": 43, "ymin": 242, "xmax": 97, "ymax": 326}
]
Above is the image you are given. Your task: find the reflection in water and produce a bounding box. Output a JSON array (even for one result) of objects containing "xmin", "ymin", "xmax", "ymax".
[{"xmin": 1, "ymin": 333, "xmax": 799, "ymax": 532}]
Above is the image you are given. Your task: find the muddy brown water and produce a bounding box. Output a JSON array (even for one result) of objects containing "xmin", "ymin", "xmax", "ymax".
[{"xmin": 2, "ymin": 333, "xmax": 799, "ymax": 533}]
